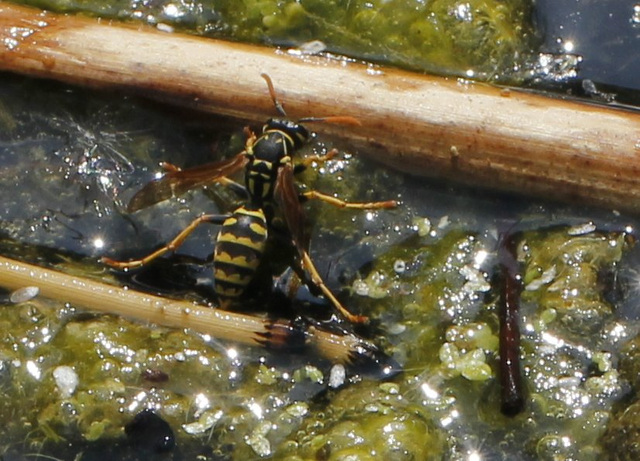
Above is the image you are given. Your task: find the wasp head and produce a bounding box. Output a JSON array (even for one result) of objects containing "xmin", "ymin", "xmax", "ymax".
[{"xmin": 264, "ymin": 118, "xmax": 310, "ymax": 149}]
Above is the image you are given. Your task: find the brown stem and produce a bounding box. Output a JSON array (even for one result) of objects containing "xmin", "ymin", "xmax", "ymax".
[
  {"xmin": 0, "ymin": 3, "xmax": 639, "ymax": 212},
  {"xmin": 498, "ymin": 232, "xmax": 525, "ymax": 416}
]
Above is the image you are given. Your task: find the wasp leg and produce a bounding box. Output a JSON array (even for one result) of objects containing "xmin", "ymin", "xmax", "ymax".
[
  {"xmin": 160, "ymin": 161, "xmax": 181, "ymax": 173},
  {"xmin": 294, "ymin": 148, "xmax": 340, "ymax": 174},
  {"xmin": 301, "ymin": 190, "xmax": 397, "ymax": 209},
  {"xmin": 243, "ymin": 126, "xmax": 258, "ymax": 148},
  {"xmin": 102, "ymin": 214, "xmax": 230, "ymax": 270},
  {"xmin": 300, "ymin": 251, "xmax": 368, "ymax": 324}
]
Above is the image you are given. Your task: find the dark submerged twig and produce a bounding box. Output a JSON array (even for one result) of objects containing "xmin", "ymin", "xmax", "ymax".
[{"xmin": 498, "ymin": 231, "xmax": 525, "ymax": 416}]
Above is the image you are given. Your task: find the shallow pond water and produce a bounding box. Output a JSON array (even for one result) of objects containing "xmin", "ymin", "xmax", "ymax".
[{"xmin": 0, "ymin": 72, "xmax": 639, "ymax": 460}]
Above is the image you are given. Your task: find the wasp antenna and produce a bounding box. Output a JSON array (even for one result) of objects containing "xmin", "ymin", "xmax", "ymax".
[
  {"xmin": 260, "ymin": 73, "xmax": 287, "ymax": 117},
  {"xmin": 298, "ymin": 116, "xmax": 362, "ymax": 126}
]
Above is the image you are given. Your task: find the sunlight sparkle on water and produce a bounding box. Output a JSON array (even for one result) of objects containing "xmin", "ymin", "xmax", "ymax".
[
  {"xmin": 127, "ymin": 390, "xmax": 148, "ymax": 412},
  {"xmin": 194, "ymin": 393, "xmax": 210, "ymax": 411},
  {"xmin": 248, "ymin": 401, "xmax": 264, "ymax": 419},
  {"xmin": 162, "ymin": 3, "xmax": 183, "ymax": 18},
  {"xmin": 542, "ymin": 331, "xmax": 565, "ymax": 349},
  {"xmin": 440, "ymin": 409, "xmax": 459, "ymax": 427},
  {"xmin": 453, "ymin": 3, "xmax": 473, "ymax": 22},
  {"xmin": 26, "ymin": 360, "xmax": 41, "ymax": 380},
  {"xmin": 473, "ymin": 249, "xmax": 489, "ymax": 267},
  {"xmin": 99, "ymin": 175, "xmax": 111, "ymax": 187},
  {"xmin": 421, "ymin": 382, "xmax": 440, "ymax": 400}
]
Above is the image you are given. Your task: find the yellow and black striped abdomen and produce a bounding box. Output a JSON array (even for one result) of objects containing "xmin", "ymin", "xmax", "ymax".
[{"xmin": 214, "ymin": 205, "xmax": 268, "ymax": 304}]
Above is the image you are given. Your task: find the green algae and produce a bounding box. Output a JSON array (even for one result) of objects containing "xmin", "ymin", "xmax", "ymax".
[
  {"xmin": 519, "ymin": 227, "xmax": 628, "ymax": 336},
  {"xmin": 347, "ymin": 223, "xmax": 634, "ymax": 460},
  {"xmin": 12, "ymin": 0, "xmax": 537, "ymax": 80},
  {"xmin": 279, "ymin": 381, "xmax": 447, "ymax": 460}
]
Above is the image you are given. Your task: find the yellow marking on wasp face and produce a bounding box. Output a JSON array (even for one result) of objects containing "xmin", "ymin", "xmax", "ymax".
[
  {"xmin": 215, "ymin": 254, "xmax": 259, "ymax": 269},
  {"xmin": 217, "ymin": 233, "xmax": 265, "ymax": 251}
]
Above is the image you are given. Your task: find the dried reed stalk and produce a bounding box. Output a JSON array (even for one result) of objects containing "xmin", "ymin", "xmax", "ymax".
[{"xmin": 0, "ymin": 255, "xmax": 391, "ymax": 369}]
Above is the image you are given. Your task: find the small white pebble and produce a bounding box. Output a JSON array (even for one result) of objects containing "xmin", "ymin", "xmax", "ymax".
[
  {"xmin": 525, "ymin": 266, "xmax": 557, "ymax": 291},
  {"xmin": 460, "ymin": 266, "xmax": 491, "ymax": 292},
  {"xmin": 387, "ymin": 323, "xmax": 407, "ymax": 335},
  {"xmin": 393, "ymin": 259, "xmax": 406, "ymax": 274},
  {"xmin": 297, "ymin": 40, "xmax": 327, "ymax": 54},
  {"xmin": 438, "ymin": 215, "xmax": 450, "ymax": 229},
  {"xmin": 182, "ymin": 409, "xmax": 223, "ymax": 435},
  {"xmin": 567, "ymin": 222, "xmax": 596, "ymax": 235},
  {"xmin": 10, "ymin": 286, "xmax": 39, "ymax": 304},
  {"xmin": 353, "ymin": 280, "xmax": 369, "ymax": 296},
  {"xmin": 53, "ymin": 365, "xmax": 79, "ymax": 399},
  {"xmin": 156, "ymin": 23, "xmax": 175, "ymax": 33},
  {"xmin": 328, "ymin": 364, "xmax": 346, "ymax": 389}
]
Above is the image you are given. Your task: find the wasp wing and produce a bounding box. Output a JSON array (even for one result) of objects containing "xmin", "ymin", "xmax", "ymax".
[
  {"xmin": 274, "ymin": 163, "xmax": 310, "ymax": 253},
  {"xmin": 274, "ymin": 164, "xmax": 368, "ymax": 323},
  {"xmin": 127, "ymin": 153, "xmax": 248, "ymax": 212}
]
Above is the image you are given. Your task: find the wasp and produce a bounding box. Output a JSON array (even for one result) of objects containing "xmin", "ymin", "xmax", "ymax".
[{"xmin": 103, "ymin": 74, "xmax": 397, "ymax": 323}]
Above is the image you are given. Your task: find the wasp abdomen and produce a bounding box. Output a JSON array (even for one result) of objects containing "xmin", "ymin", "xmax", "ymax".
[{"xmin": 214, "ymin": 205, "xmax": 268, "ymax": 303}]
